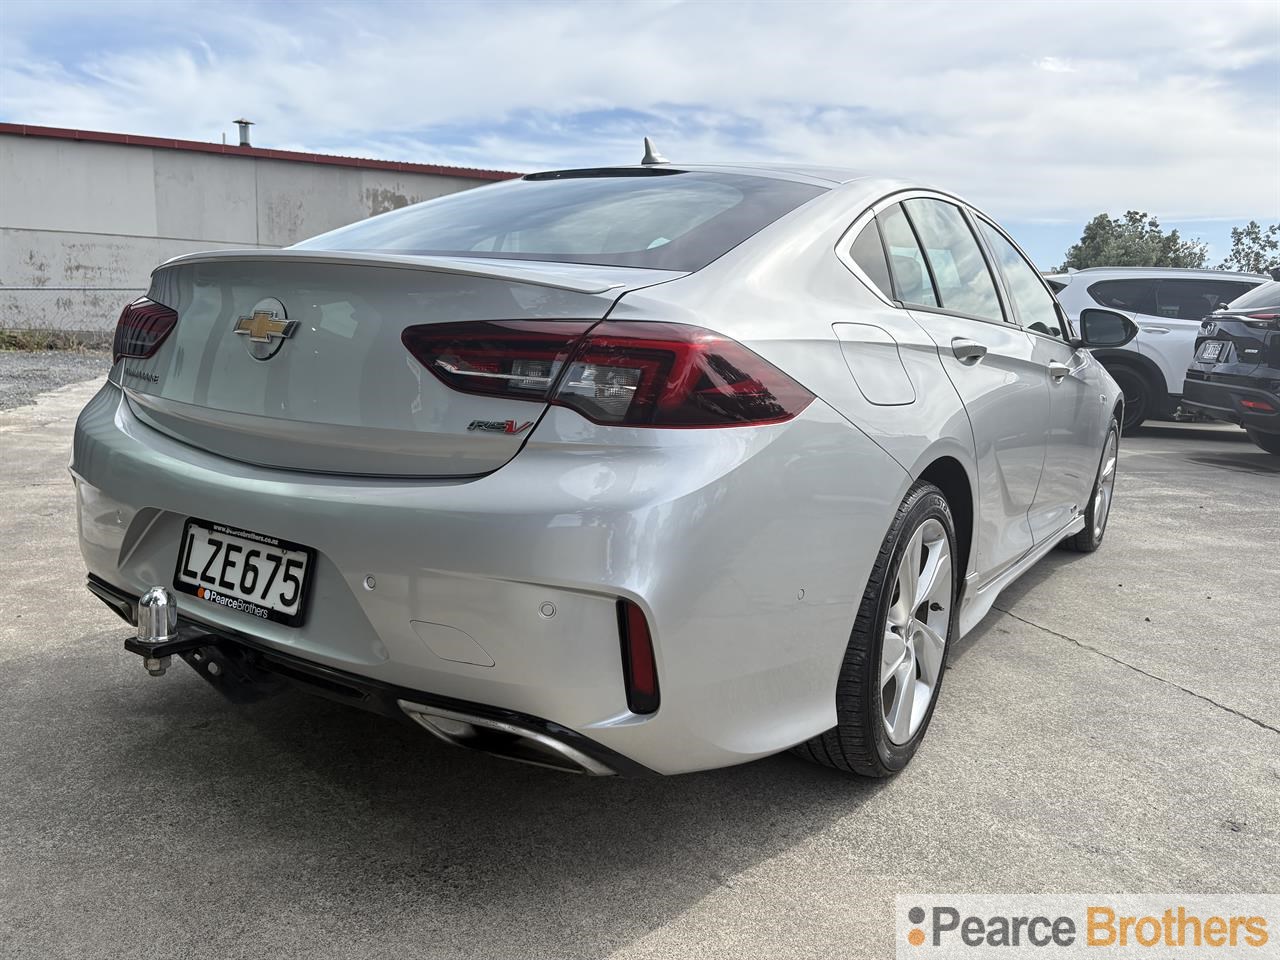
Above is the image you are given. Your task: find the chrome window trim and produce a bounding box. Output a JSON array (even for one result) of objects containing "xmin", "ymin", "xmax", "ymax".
[{"xmin": 834, "ymin": 189, "xmax": 1016, "ymax": 329}]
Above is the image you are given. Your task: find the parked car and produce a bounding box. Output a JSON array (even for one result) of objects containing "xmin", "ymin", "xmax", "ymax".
[
  {"xmin": 74, "ymin": 158, "xmax": 1137, "ymax": 778},
  {"xmin": 1046, "ymin": 267, "xmax": 1267, "ymax": 431},
  {"xmin": 1183, "ymin": 279, "xmax": 1280, "ymax": 455}
]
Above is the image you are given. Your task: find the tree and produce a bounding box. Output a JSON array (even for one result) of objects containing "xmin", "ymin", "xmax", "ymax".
[
  {"xmin": 1058, "ymin": 211, "xmax": 1207, "ymax": 271},
  {"xmin": 1217, "ymin": 221, "xmax": 1280, "ymax": 275}
]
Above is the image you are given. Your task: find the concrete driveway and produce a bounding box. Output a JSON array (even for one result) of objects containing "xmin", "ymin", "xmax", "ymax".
[{"xmin": 2, "ymin": 379, "xmax": 1276, "ymax": 960}]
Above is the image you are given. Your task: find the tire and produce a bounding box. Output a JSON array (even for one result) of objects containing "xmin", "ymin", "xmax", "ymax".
[
  {"xmin": 1245, "ymin": 428, "xmax": 1280, "ymax": 456},
  {"xmin": 1105, "ymin": 364, "xmax": 1150, "ymax": 433},
  {"xmin": 794, "ymin": 481, "xmax": 958, "ymax": 777},
  {"xmin": 1062, "ymin": 417, "xmax": 1119, "ymax": 553}
]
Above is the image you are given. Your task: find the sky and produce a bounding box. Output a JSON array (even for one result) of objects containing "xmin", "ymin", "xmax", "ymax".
[{"xmin": 2, "ymin": 0, "xmax": 1278, "ymax": 269}]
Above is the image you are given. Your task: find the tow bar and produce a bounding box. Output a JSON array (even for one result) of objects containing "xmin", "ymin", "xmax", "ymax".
[
  {"xmin": 126, "ymin": 586, "xmax": 182, "ymax": 675},
  {"xmin": 115, "ymin": 583, "xmax": 285, "ymax": 702}
]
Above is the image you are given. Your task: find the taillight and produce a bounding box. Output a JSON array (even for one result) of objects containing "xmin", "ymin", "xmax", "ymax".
[
  {"xmin": 554, "ymin": 321, "xmax": 814, "ymax": 427},
  {"xmin": 1244, "ymin": 313, "xmax": 1280, "ymax": 329},
  {"xmin": 401, "ymin": 319, "xmax": 814, "ymax": 428},
  {"xmin": 617, "ymin": 599, "xmax": 659, "ymax": 715},
  {"xmin": 113, "ymin": 298, "xmax": 178, "ymax": 362},
  {"xmin": 1241, "ymin": 398, "xmax": 1276, "ymax": 412},
  {"xmin": 401, "ymin": 321, "xmax": 592, "ymax": 400}
]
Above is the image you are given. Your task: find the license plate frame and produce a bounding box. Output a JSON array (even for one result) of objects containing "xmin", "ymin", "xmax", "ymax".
[
  {"xmin": 173, "ymin": 518, "xmax": 315, "ymax": 627},
  {"xmin": 1201, "ymin": 340, "xmax": 1224, "ymax": 362}
]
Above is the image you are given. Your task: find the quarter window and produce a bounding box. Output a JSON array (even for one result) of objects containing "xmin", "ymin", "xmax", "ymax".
[
  {"xmin": 849, "ymin": 221, "xmax": 894, "ymax": 299},
  {"xmin": 901, "ymin": 199, "xmax": 1004, "ymax": 323},
  {"xmin": 877, "ymin": 203, "xmax": 938, "ymax": 307},
  {"xmin": 977, "ymin": 220, "xmax": 1062, "ymax": 336},
  {"xmin": 1153, "ymin": 279, "xmax": 1257, "ymax": 320}
]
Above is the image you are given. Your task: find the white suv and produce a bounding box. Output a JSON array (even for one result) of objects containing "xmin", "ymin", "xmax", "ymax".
[{"xmin": 1047, "ymin": 267, "xmax": 1267, "ymax": 430}]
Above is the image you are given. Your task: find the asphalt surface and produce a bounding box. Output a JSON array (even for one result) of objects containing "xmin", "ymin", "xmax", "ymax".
[{"xmin": 1, "ymin": 380, "xmax": 1277, "ymax": 960}]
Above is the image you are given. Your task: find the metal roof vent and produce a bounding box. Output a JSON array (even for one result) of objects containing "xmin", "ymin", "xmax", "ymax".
[
  {"xmin": 640, "ymin": 137, "xmax": 668, "ymax": 165},
  {"xmin": 234, "ymin": 118, "xmax": 254, "ymax": 147}
]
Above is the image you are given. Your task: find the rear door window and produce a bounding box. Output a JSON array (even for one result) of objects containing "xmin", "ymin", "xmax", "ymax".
[
  {"xmin": 848, "ymin": 220, "xmax": 894, "ymax": 299},
  {"xmin": 1087, "ymin": 279, "xmax": 1156, "ymax": 315},
  {"xmin": 877, "ymin": 203, "xmax": 938, "ymax": 307},
  {"xmin": 901, "ymin": 198, "xmax": 1004, "ymax": 323}
]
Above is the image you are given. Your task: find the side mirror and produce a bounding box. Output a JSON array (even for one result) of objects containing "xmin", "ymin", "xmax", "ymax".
[{"xmin": 1072, "ymin": 308, "xmax": 1139, "ymax": 349}]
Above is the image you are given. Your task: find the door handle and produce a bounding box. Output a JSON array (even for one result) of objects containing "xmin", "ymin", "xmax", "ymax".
[
  {"xmin": 1048, "ymin": 361, "xmax": 1071, "ymax": 382},
  {"xmin": 1141, "ymin": 326, "xmax": 1170, "ymax": 334},
  {"xmin": 951, "ymin": 338, "xmax": 988, "ymax": 364}
]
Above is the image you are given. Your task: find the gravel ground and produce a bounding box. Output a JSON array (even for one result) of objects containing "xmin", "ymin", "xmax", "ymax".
[{"xmin": 0, "ymin": 350, "xmax": 111, "ymax": 410}]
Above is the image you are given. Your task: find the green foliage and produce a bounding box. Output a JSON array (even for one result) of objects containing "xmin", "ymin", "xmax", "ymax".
[
  {"xmin": 1217, "ymin": 221, "xmax": 1280, "ymax": 275},
  {"xmin": 1058, "ymin": 211, "xmax": 1208, "ymax": 271}
]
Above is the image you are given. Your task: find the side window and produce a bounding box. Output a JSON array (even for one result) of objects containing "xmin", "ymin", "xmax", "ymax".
[
  {"xmin": 1087, "ymin": 279, "xmax": 1156, "ymax": 315},
  {"xmin": 976, "ymin": 220, "xmax": 1063, "ymax": 337},
  {"xmin": 877, "ymin": 203, "xmax": 938, "ymax": 307},
  {"xmin": 901, "ymin": 198, "xmax": 1003, "ymax": 323},
  {"xmin": 848, "ymin": 220, "xmax": 893, "ymax": 300},
  {"xmin": 1153, "ymin": 279, "xmax": 1257, "ymax": 320}
]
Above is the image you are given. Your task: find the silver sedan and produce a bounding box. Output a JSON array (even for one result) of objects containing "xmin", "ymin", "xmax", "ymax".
[{"xmin": 73, "ymin": 154, "xmax": 1136, "ymax": 776}]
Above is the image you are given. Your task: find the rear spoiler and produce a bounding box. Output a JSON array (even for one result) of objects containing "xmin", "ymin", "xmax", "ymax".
[{"xmin": 156, "ymin": 248, "xmax": 685, "ymax": 296}]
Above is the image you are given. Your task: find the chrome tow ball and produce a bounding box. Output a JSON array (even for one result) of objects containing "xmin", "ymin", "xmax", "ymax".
[{"xmin": 135, "ymin": 586, "xmax": 178, "ymax": 676}]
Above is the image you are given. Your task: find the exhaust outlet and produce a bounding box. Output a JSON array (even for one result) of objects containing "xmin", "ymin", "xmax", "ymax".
[{"xmin": 398, "ymin": 701, "xmax": 615, "ymax": 776}]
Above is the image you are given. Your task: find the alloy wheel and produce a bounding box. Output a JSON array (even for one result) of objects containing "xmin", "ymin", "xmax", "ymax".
[
  {"xmin": 1094, "ymin": 428, "xmax": 1118, "ymax": 540},
  {"xmin": 880, "ymin": 518, "xmax": 952, "ymax": 746}
]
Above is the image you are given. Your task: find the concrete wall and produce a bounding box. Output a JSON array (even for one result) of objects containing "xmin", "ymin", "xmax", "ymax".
[{"xmin": 0, "ymin": 134, "xmax": 497, "ymax": 332}]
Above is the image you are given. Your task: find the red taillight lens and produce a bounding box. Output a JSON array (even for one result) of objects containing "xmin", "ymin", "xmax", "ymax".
[
  {"xmin": 617, "ymin": 599, "xmax": 659, "ymax": 715},
  {"xmin": 112, "ymin": 298, "xmax": 178, "ymax": 362},
  {"xmin": 400, "ymin": 319, "xmax": 814, "ymax": 428},
  {"xmin": 551, "ymin": 321, "xmax": 815, "ymax": 427},
  {"xmin": 1241, "ymin": 398, "xmax": 1276, "ymax": 412},
  {"xmin": 401, "ymin": 321, "xmax": 592, "ymax": 400}
]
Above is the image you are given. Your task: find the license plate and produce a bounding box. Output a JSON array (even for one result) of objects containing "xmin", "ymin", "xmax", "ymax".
[
  {"xmin": 1201, "ymin": 340, "xmax": 1224, "ymax": 361},
  {"xmin": 173, "ymin": 519, "xmax": 313, "ymax": 626}
]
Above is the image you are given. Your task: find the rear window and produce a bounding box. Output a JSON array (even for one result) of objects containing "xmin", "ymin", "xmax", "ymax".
[
  {"xmin": 1225, "ymin": 280, "xmax": 1280, "ymax": 311},
  {"xmin": 295, "ymin": 170, "xmax": 826, "ymax": 272}
]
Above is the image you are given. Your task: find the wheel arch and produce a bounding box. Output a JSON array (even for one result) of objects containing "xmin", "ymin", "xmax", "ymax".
[
  {"xmin": 916, "ymin": 456, "xmax": 974, "ymax": 589},
  {"xmin": 1091, "ymin": 350, "xmax": 1169, "ymax": 402}
]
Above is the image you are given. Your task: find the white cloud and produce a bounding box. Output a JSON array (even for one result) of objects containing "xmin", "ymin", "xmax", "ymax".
[
  {"xmin": 1, "ymin": 0, "xmax": 1277, "ymax": 222},
  {"xmin": 1035, "ymin": 57, "xmax": 1076, "ymax": 73}
]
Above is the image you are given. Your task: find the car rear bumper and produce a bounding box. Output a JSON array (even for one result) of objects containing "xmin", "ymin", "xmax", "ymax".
[
  {"xmin": 73, "ymin": 383, "xmax": 910, "ymax": 774},
  {"xmin": 88, "ymin": 575, "xmax": 654, "ymax": 776},
  {"xmin": 1181, "ymin": 374, "xmax": 1280, "ymax": 433}
]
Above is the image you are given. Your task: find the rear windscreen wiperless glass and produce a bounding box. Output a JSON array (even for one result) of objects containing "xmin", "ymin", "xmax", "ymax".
[{"xmin": 294, "ymin": 170, "xmax": 827, "ymax": 272}]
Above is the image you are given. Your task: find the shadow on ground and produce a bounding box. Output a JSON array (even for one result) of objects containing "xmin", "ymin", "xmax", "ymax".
[{"xmin": 4, "ymin": 632, "xmax": 893, "ymax": 958}]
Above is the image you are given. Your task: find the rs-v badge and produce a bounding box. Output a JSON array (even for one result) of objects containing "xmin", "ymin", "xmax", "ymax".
[{"xmin": 468, "ymin": 419, "xmax": 534, "ymax": 435}]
